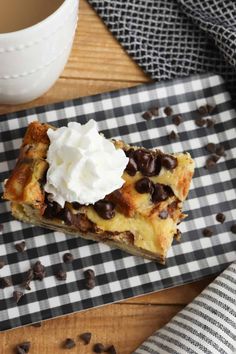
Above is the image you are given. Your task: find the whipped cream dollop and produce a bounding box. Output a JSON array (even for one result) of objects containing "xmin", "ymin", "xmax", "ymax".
[{"xmin": 44, "ymin": 120, "xmax": 129, "ymax": 207}]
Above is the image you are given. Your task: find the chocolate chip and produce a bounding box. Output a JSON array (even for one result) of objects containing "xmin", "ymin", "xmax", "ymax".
[
  {"xmin": 64, "ymin": 338, "xmax": 76, "ymax": 349},
  {"xmin": 159, "ymin": 210, "xmax": 168, "ymax": 219},
  {"xmin": 164, "ymin": 106, "xmax": 173, "ymax": 116},
  {"xmin": 195, "ymin": 118, "xmax": 206, "ymax": 127},
  {"xmin": 58, "ymin": 208, "xmax": 73, "ymax": 226},
  {"xmin": 202, "ymin": 228, "xmax": 213, "ymax": 237},
  {"xmin": 33, "ymin": 261, "xmax": 46, "ymax": 281},
  {"xmin": 172, "ymin": 114, "xmax": 182, "ymax": 126},
  {"xmin": 56, "ymin": 269, "xmax": 67, "ymax": 281},
  {"xmin": 63, "ymin": 253, "xmax": 74, "ymax": 264},
  {"xmin": 161, "ymin": 155, "xmax": 178, "ymax": 170},
  {"xmin": 206, "ymin": 118, "xmax": 215, "ymax": 128},
  {"xmin": 216, "ymin": 213, "xmax": 226, "ymax": 224},
  {"xmin": 43, "ymin": 201, "xmax": 62, "ymax": 219},
  {"xmin": 230, "ymin": 224, "xmax": 236, "ymax": 234},
  {"xmin": 80, "ymin": 332, "xmax": 92, "ymax": 345},
  {"xmin": 198, "ymin": 105, "xmax": 208, "ymax": 115},
  {"xmin": 135, "ymin": 178, "xmax": 154, "ymax": 194},
  {"xmin": 133, "ymin": 150, "xmax": 156, "ymax": 176},
  {"xmin": 71, "ymin": 202, "xmax": 82, "ymax": 210},
  {"xmin": 16, "ymin": 346, "xmax": 26, "ymax": 354},
  {"xmin": 206, "ymin": 104, "xmax": 215, "ymax": 114},
  {"xmin": 13, "ymin": 290, "xmax": 24, "ymax": 304},
  {"xmin": 15, "ymin": 241, "xmax": 26, "ymax": 253},
  {"xmin": 125, "ymin": 157, "xmax": 138, "ymax": 176},
  {"xmin": 205, "ymin": 155, "xmax": 220, "ymax": 169},
  {"xmin": 155, "ymin": 156, "xmax": 162, "ymax": 176},
  {"xmin": 0, "ymin": 277, "xmax": 12, "ymax": 288},
  {"xmin": 106, "ymin": 345, "xmax": 117, "ymax": 354},
  {"xmin": 94, "ymin": 200, "xmax": 115, "ymax": 220},
  {"xmin": 0, "ymin": 260, "xmax": 5, "ymax": 269},
  {"xmin": 142, "ymin": 111, "xmax": 153, "ymax": 120},
  {"xmin": 205, "ymin": 143, "xmax": 216, "ymax": 153},
  {"xmin": 32, "ymin": 322, "xmax": 42, "ymax": 327},
  {"xmin": 17, "ymin": 342, "xmax": 31, "ymax": 353},
  {"xmin": 152, "ymin": 184, "xmax": 169, "ymax": 203},
  {"xmin": 93, "ymin": 343, "xmax": 105, "ymax": 353},
  {"xmin": 84, "ymin": 269, "xmax": 96, "ymax": 290},
  {"xmin": 168, "ymin": 130, "xmax": 179, "ymax": 140},
  {"xmin": 21, "ymin": 269, "xmax": 34, "ymax": 290},
  {"xmin": 84, "ymin": 269, "xmax": 95, "ymax": 279},
  {"xmin": 150, "ymin": 107, "xmax": 159, "ymax": 116},
  {"xmin": 215, "ymin": 145, "xmax": 225, "ymax": 156}
]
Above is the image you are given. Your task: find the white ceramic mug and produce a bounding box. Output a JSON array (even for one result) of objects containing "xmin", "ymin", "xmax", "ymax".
[{"xmin": 0, "ymin": 0, "xmax": 79, "ymax": 105}]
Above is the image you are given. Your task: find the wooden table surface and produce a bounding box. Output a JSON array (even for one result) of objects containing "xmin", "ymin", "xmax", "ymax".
[{"xmin": 0, "ymin": 1, "xmax": 215, "ymax": 353}]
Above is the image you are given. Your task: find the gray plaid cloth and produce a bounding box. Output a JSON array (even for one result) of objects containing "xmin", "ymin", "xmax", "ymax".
[
  {"xmin": 134, "ymin": 261, "xmax": 236, "ymax": 354},
  {"xmin": 87, "ymin": 0, "xmax": 236, "ymax": 104}
]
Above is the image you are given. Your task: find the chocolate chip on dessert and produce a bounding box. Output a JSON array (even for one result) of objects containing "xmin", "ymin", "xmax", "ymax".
[
  {"xmin": 22, "ymin": 269, "xmax": 34, "ymax": 290},
  {"xmin": 159, "ymin": 210, "xmax": 168, "ymax": 219},
  {"xmin": 215, "ymin": 145, "xmax": 225, "ymax": 156},
  {"xmin": 133, "ymin": 150, "xmax": 156, "ymax": 176},
  {"xmin": 205, "ymin": 143, "xmax": 216, "ymax": 153},
  {"xmin": 93, "ymin": 343, "xmax": 105, "ymax": 353},
  {"xmin": 168, "ymin": 130, "xmax": 179, "ymax": 140},
  {"xmin": 13, "ymin": 290, "xmax": 24, "ymax": 304},
  {"xmin": 94, "ymin": 200, "xmax": 116, "ymax": 220},
  {"xmin": 142, "ymin": 111, "xmax": 153, "ymax": 120},
  {"xmin": 125, "ymin": 157, "xmax": 138, "ymax": 176},
  {"xmin": 206, "ymin": 118, "xmax": 215, "ymax": 128},
  {"xmin": 195, "ymin": 118, "xmax": 206, "ymax": 127},
  {"xmin": 43, "ymin": 200, "xmax": 62, "ymax": 219},
  {"xmin": 63, "ymin": 252, "xmax": 74, "ymax": 264},
  {"xmin": 198, "ymin": 105, "xmax": 208, "ymax": 115},
  {"xmin": 150, "ymin": 106, "xmax": 159, "ymax": 116},
  {"xmin": 230, "ymin": 224, "xmax": 236, "ymax": 234},
  {"xmin": 15, "ymin": 241, "xmax": 26, "ymax": 253},
  {"xmin": 205, "ymin": 155, "xmax": 220, "ymax": 169},
  {"xmin": 216, "ymin": 213, "xmax": 226, "ymax": 224},
  {"xmin": 63, "ymin": 338, "xmax": 76, "ymax": 349},
  {"xmin": 16, "ymin": 342, "xmax": 31, "ymax": 354},
  {"xmin": 135, "ymin": 178, "xmax": 154, "ymax": 194},
  {"xmin": 172, "ymin": 114, "xmax": 182, "ymax": 126},
  {"xmin": 164, "ymin": 106, "xmax": 173, "ymax": 116},
  {"xmin": 71, "ymin": 202, "xmax": 82, "ymax": 210},
  {"xmin": 58, "ymin": 207, "xmax": 73, "ymax": 226},
  {"xmin": 32, "ymin": 322, "xmax": 42, "ymax": 327},
  {"xmin": 56, "ymin": 269, "xmax": 67, "ymax": 281},
  {"xmin": 202, "ymin": 228, "xmax": 213, "ymax": 237},
  {"xmin": 0, "ymin": 259, "xmax": 5, "ymax": 269},
  {"xmin": 0, "ymin": 277, "xmax": 12, "ymax": 289},
  {"xmin": 155, "ymin": 156, "xmax": 162, "ymax": 176},
  {"xmin": 33, "ymin": 261, "xmax": 46, "ymax": 281},
  {"xmin": 151, "ymin": 184, "xmax": 169, "ymax": 203},
  {"xmin": 84, "ymin": 269, "xmax": 96, "ymax": 290},
  {"xmin": 79, "ymin": 332, "xmax": 92, "ymax": 345},
  {"xmin": 106, "ymin": 345, "xmax": 117, "ymax": 354},
  {"xmin": 161, "ymin": 155, "xmax": 178, "ymax": 170}
]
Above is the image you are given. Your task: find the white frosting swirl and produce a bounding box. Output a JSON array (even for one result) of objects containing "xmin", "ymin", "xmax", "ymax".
[{"xmin": 44, "ymin": 120, "xmax": 129, "ymax": 206}]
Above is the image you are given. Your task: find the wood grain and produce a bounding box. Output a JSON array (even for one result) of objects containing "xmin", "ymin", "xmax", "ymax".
[{"xmin": 0, "ymin": 0, "xmax": 213, "ymax": 353}]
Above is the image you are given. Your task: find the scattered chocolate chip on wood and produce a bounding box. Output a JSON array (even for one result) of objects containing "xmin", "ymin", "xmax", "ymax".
[
  {"xmin": 168, "ymin": 130, "xmax": 179, "ymax": 140},
  {"xmin": 206, "ymin": 118, "xmax": 215, "ymax": 128},
  {"xmin": 33, "ymin": 261, "xmax": 46, "ymax": 280},
  {"xmin": 230, "ymin": 224, "xmax": 236, "ymax": 234},
  {"xmin": 84, "ymin": 269, "xmax": 96, "ymax": 290},
  {"xmin": 216, "ymin": 213, "xmax": 226, "ymax": 224},
  {"xmin": 32, "ymin": 322, "xmax": 42, "ymax": 327},
  {"xmin": 55, "ymin": 269, "xmax": 67, "ymax": 281},
  {"xmin": 142, "ymin": 111, "xmax": 153, "ymax": 120},
  {"xmin": 16, "ymin": 341, "xmax": 31, "ymax": 354},
  {"xmin": 63, "ymin": 252, "xmax": 74, "ymax": 264},
  {"xmin": 106, "ymin": 345, "xmax": 117, "ymax": 354},
  {"xmin": 79, "ymin": 332, "xmax": 92, "ymax": 345},
  {"xmin": 149, "ymin": 106, "xmax": 159, "ymax": 116},
  {"xmin": 0, "ymin": 277, "xmax": 12, "ymax": 289},
  {"xmin": 215, "ymin": 145, "xmax": 225, "ymax": 156},
  {"xmin": 21, "ymin": 269, "xmax": 34, "ymax": 290},
  {"xmin": 13, "ymin": 290, "xmax": 24, "ymax": 304},
  {"xmin": 0, "ymin": 259, "xmax": 5, "ymax": 269},
  {"xmin": 197, "ymin": 105, "xmax": 208, "ymax": 116},
  {"xmin": 63, "ymin": 338, "xmax": 76, "ymax": 349},
  {"xmin": 202, "ymin": 228, "xmax": 213, "ymax": 237},
  {"xmin": 195, "ymin": 118, "xmax": 206, "ymax": 127},
  {"xmin": 164, "ymin": 106, "xmax": 173, "ymax": 116},
  {"xmin": 205, "ymin": 143, "xmax": 216, "ymax": 154},
  {"xmin": 15, "ymin": 241, "xmax": 26, "ymax": 253},
  {"xmin": 93, "ymin": 343, "xmax": 105, "ymax": 353},
  {"xmin": 172, "ymin": 114, "xmax": 182, "ymax": 126}
]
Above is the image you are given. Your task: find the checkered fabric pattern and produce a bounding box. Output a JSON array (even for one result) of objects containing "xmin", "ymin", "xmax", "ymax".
[
  {"xmin": 87, "ymin": 0, "xmax": 236, "ymax": 104},
  {"xmin": 0, "ymin": 73, "xmax": 236, "ymax": 331}
]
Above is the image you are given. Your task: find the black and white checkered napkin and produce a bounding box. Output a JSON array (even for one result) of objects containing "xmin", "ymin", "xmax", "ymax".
[
  {"xmin": 134, "ymin": 261, "xmax": 236, "ymax": 354},
  {"xmin": 0, "ymin": 73, "xmax": 236, "ymax": 331},
  {"xmin": 87, "ymin": 0, "xmax": 236, "ymax": 104}
]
